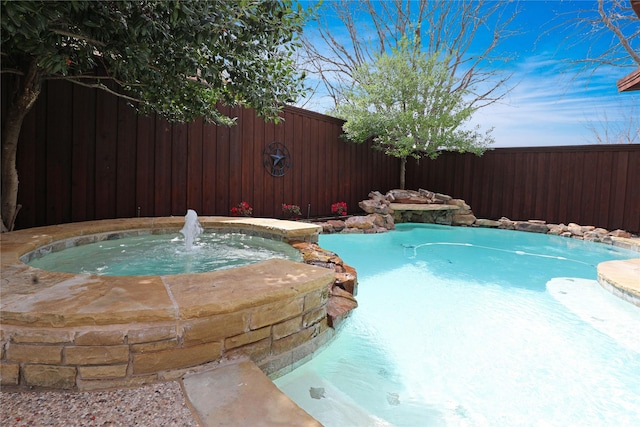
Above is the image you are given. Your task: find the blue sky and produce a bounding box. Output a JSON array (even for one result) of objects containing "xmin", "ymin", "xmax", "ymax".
[{"xmin": 296, "ymin": 0, "xmax": 639, "ymax": 148}]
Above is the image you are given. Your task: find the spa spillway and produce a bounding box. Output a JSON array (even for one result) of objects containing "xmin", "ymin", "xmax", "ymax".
[{"xmin": 0, "ymin": 217, "xmax": 338, "ymax": 391}]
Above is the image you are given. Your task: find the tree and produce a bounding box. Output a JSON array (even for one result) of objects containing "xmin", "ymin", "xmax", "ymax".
[
  {"xmin": 550, "ymin": 0, "xmax": 639, "ymax": 143},
  {"xmin": 298, "ymin": 0, "xmax": 519, "ymax": 111},
  {"xmin": 1, "ymin": 0, "xmax": 308, "ymax": 232},
  {"xmin": 553, "ymin": 0, "xmax": 639, "ymax": 72},
  {"xmin": 584, "ymin": 101, "xmax": 640, "ymax": 144},
  {"xmin": 333, "ymin": 38, "xmax": 493, "ymax": 190}
]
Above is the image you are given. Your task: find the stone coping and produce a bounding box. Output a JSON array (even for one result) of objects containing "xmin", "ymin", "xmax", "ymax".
[
  {"xmin": 1, "ymin": 258, "xmax": 331, "ymax": 328},
  {"xmin": 595, "ymin": 237, "xmax": 639, "ymax": 307},
  {"xmin": 597, "ymin": 258, "xmax": 640, "ymax": 307},
  {"xmin": 0, "ymin": 217, "xmax": 336, "ymax": 391},
  {"xmin": 389, "ymin": 203, "xmax": 460, "ymax": 211},
  {"xmin": 1, "ymin": 216, "xmax": 323, "ymax": 328}
]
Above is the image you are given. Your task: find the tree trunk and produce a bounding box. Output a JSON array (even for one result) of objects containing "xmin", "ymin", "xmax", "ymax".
[
  {"xmin": 399, "ymin": 157, "xmax": 407, "ymax": 190},
  {"xmin": 1, "ymin": 61, "xmax": 43, "ymax": 232}
]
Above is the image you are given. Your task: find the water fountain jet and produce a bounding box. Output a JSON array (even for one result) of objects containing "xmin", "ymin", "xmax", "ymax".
[{"xmin": 180, "ymin": 209, "xmax": 203, "ymax": 250}]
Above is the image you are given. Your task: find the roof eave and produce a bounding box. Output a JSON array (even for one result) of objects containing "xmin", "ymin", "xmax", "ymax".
[{"xmin": 617, "ymin": 67, "xmax": 640, "ymax": 92}]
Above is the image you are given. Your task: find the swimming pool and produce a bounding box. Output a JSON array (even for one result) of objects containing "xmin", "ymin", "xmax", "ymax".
[{"xmin": 274, "ymin": 224, "xmax": 640, "ymax": 426}]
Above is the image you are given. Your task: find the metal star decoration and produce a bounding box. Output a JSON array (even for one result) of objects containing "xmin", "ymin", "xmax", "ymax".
[{"xmin": 263, "ymin": 142, "xmax": 291, "ymax": 177}]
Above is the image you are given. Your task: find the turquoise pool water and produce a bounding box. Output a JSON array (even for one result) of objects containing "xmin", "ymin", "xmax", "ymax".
[
  {"xmin": 274, "ymin": 224, "xmax": 640, "ymax": 426},
  {"xmin": 27, "ymin": 232, "xmax": 302, "ymax": 276}
]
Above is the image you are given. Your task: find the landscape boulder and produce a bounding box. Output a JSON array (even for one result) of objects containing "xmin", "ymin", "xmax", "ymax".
[
  {"xmin": 610, "ymin": 229, "xmax": 632, "ymax": 238},
  {"xmin": 452, "ymin": 213, "xmax": 477, "ymax": 226},
  {"xmin": 475, "ymin": 219, "xmax": 501, "ymax": 228},
  {"xmin": 345, "ymin": 215, "xmax": 375, "ymax": 230},
  {"xmin": 515, "ymin": 221, "xmax": 550, "ymax": 234},
  {"xmin": 359, "ymin": 198, "xmax": 392, "ymax": 215},
  {"xmin": 385, "ymin": 189, "xmax": 431, "ymax": 204}
]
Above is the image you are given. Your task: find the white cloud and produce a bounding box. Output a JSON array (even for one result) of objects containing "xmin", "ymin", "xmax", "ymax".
[
  {"xmin": 469, "ymin": 54, "xmax": 639, "ymax": 147},
  {"xmin": 296, "ymin": 4, "xmax": 640, "ymax": 148}
]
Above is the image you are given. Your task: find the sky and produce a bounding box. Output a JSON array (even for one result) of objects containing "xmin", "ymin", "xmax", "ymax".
[{"xmin": 295, "ymin": 0, "xmax": 639, "ymax": 148}]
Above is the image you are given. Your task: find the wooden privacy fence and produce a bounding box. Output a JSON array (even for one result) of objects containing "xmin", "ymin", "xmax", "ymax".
[
  {"xmin": 406, "ymin": 145, "xmax": 640, "ymax": 233},
  {"xmin": 4, "ymin": 78, "xmax": 399, "ymax": 229},
  {"xmin": 3, "ymin": 77, "xmax": 639, "ymax": 232}
]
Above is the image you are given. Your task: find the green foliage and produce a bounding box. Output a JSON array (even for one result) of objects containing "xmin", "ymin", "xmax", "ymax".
[
  {"xmin": 332, "ymin": 38, "xmax": 493, "ymax": 160},
  {"xmin": 0, "ymin": 0, "xmax": 309, "ymax": 124}
]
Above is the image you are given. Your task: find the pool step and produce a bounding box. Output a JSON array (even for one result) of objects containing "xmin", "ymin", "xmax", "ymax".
[{"xmin": 181, "ymin": 360, "xmax": 321, "ymax": 427}]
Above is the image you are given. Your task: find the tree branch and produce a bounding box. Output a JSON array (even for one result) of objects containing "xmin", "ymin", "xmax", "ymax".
[
  {"xmin": 64, "ymin": 78, "xmax": 143, "ymax": 104},
  {"xmin": 598, "ymin": 0, "xmax": 640, "ymax": 65}
]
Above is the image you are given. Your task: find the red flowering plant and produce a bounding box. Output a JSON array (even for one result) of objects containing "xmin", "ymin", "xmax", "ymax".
[
  {"xmin": 331, "ymin": 201, "xmax": 347, "ymax": 216},
  {"xmin": 282, "ymin": 204, "xmax": 302, "ymax": 218},
  {"xmin": 230, "ymin": 201, "xmax": 253, "ymax": 217}
]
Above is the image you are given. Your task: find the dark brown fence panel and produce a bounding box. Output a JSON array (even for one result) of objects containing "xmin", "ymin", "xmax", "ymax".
[
  {"xmin": 46, "ymin": 81, "xmax": 73, "ymax": 225},
  {"xmin": 116, "ymin": 97, "xmax": 137, "ymax": 218},
  {"xmin": 186, "ymin": 117, "xmax": 203, "ymax": 213},
  {"xmin": 71, "ymin": 84, "xmax": 97, "ymax": 222},
  {"xmin": 406, "ymin": 145, "xmax": 640, "ymax": 233},
  {"xmin": 3, "ymin": 79, "xmax": 400, "ymax": 229},
  {"xmin": 4, "ymin": 77, "xmax": 637, "ymax": 232},
  {"xmin": 626, "ymin": 151, "xmax": 640, "ymax": 232},
  {"xmin": 135, "ymin": 114, "xmax": 155, "ymax": 217},
  {"xmin": 13, "ymin": 78, "xmax": 45, "ymax": 228}
]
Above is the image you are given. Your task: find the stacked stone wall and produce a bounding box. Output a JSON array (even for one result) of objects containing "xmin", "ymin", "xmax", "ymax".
[{"xmin": 0, "ymin": 285, "xmax": 332, "ymax": 390}]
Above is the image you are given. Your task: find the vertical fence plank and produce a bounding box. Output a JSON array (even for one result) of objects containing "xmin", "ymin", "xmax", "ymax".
[
  {"xmin": 154, "ymin": 118, "xmax": 172, "ymax": 216},
  {"xmin": 570, "ymin": 151, "xmax": 586, "ymax": 224},
  {"xmin": 624, "ymin": 151, "xmax": 640, "ymax": 232},
  {"xmin": 94, "ymin": 87, "xmax": 118, "ymax": 220},
  {"xmin": 240, "ymin": 108, "xmax": 255, "ymax": 211},
  {"xmin": 581, "ymin": 151, "xmax": 599, "ymax": 226},
  {"xmin": 71, "ymin": 83, "xmax": 96, "ymax": 222},
  {"xmin": 290, "ymin": 113, "xmax": 304, "ymax": 211},
  {"xmin": 252, "ymin": 115, "xmax": 266, "ymax": 216},
  {"xmin": 556, "ymin": 152, "xmax": 571, "ymax": 224},
  {"xmin": 187, "ymin": 117, "xmax": 204, "ymax": 213},
  {"xmin": 478, "ymin": 152, "xmax": 493, "ymax": 216},
  {"xmin": 275, "ymin": 113, "xmax": 288, "ymax": 216},
  {"xmin": 609, "ymin": 151, "xmax": 629, "ymax": 230},
  {"xmin": 202, "ymin": 121, "xmax": 217, "ymax": 215},
  {"xmin": 136, "ymin": 114, "xmax": 155, "ymax": 217},
  {"xmin": 215, "ymin": 105, "xmax": 231, "ymax": 215},
  {"xmin": 116, "ymin": 99, "xmax": 137, "ymax": 218},
  {"xmin": 545, "ymin": 150, "xmax": 561, "ymax": 224},
  {"xmin": 595, "ymin": 150, "xmax": 613, "ymax": 229},
  {"xmin": 45, "ymin": 78, "xmax": 73, "ymax": 225},
  {"xmin": 533, "ymin": 152, "xmax": 549, "ymax": 221},
  {"xmin": 228, "ymin": 106, "xmax": 242, "ymax": 209},
  {"xmin": 308, "ymin": 116, "xmax": 320, "ymax": 217},
  {"xmin": 170, "ymin": 122, "xmax": 188, "ymax": 215},
  {"xmin": 499, "ymin": 152, "xmax": 514, "ymax": 221},
  {"xmin": 318, "ymin": 118, "xmax": 329, "ymax": 216},
  {"xmin": 261, "ymin": 119, "xmax": 275, "ymax": 218},
  {"xmin": 327, "ymin": 122, "xmax": 340, "ymax": 210}
]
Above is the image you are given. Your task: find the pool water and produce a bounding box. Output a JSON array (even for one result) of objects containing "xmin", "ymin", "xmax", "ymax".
[
  {"xmin": 274, "ymin": 224, "xmax": 640, "ymax": 426},
  {"xmin": 27, "ymin": 232, "xmax": 302, "ymax": 276}
]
